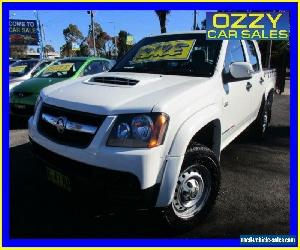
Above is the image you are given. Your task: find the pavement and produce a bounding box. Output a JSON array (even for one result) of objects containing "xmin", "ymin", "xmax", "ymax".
[{"xmin": 9, "ymin": 89, "xmax": 290, "ymax": 238}]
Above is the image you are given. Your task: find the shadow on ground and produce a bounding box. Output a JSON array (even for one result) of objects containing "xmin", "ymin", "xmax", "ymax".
[{"xmin": 10, "ymin": 116, "xmax": 28, "ymax": 130}]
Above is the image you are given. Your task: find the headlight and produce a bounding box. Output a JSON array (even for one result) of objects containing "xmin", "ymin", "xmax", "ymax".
[
  {"xmin": 107, "ymin": 113, "xmax": 169, "ymax": 148},
  {"xmin": 33, "ymin": 95, "xmax": 42, "ymax": 115}
]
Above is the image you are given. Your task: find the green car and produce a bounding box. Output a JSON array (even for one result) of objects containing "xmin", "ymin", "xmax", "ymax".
[{"xmin": 10, "ymin": 57, "xmax": 114, "ymax": 117}]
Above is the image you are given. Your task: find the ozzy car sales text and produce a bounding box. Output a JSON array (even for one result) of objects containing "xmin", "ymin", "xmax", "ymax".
[{"xmin": 206, "ymin": 12, "xmax": 289, "ymax": 40}]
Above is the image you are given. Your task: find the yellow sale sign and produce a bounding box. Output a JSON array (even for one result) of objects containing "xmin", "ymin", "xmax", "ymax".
[
  {"xmin": 133, "ymin": 39, "xmax": 196, "ymax": 62},
  {"xmin": 45, "ymin": 63, "xmax": 74, "ymax": 73},
  {"xmin": 9, "ymin": 65, "xmax": 27, "ymax": 73}
]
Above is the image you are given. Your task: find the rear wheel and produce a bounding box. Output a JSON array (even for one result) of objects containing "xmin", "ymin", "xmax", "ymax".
[
  {"xmin": 162, "ymin": 143, "xmax": 220, "ymax": 231},
  {"xmin": 266, "ymin": 92, "xmax": 274, "ymax": 123},
  {"xmin": 251, "ymin": 95, "xmax": 273, "ymax": 140}
]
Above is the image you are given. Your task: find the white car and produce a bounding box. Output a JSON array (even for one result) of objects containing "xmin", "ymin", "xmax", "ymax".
[
  {"xmin": 28, "ymin": 31, "xmax": 276, "ymax": 230},
  {"xmin": 9, "ymin": 59, "xmax": 53, "ymax": 92}
]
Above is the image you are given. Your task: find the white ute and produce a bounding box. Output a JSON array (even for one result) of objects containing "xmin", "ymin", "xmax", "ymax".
[{"xmin": 28, "ymin": 31, "xmax": 276, "ymax": 230}]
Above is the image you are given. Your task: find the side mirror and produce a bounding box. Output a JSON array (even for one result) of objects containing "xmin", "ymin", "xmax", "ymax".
[{"xmin": 229, "ymin": 62, "xmax": 254, "ymax": 79}]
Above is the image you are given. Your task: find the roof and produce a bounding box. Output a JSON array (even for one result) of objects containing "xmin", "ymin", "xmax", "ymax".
[
  {"xmin": 60, "ymin": 57, "xmax": 111, "ymax": 61},
  {"xmin": 147, "ymin": 30, "xmax": 207, "ymax": 38},
  {"xmin": 26, "ymin": 51, "xmax": 60, "ymax": 57}
]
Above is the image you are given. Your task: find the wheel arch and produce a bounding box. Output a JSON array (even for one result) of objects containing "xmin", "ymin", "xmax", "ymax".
[
  {"xmin": 264, "ymin": 86, "xmax": 275, "ymax": 100},
  {"xmin": 156, "ymin": 104, "xmax": 221, "ymax": 207},
  {"xmin": 168, "ymin": 104, "xmax": 222, "ymax": 158}
]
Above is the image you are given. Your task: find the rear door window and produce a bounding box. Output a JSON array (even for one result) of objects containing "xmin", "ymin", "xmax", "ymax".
[{"xmin": 245, "ymin": 40, "xmax": 260, "ymax": 72}]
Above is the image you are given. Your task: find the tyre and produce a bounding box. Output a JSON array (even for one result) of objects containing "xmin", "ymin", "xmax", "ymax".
[
  {"xmin": 266, "ymin": 93, "xmax": 273, "ymax": 123},
  {"xmin": 251, "ymin": 97, "xmax": 271, "ymax": 140},
  {"xmin": 162, "ymin": 143, "xmax": 220, "ymax": 231}
]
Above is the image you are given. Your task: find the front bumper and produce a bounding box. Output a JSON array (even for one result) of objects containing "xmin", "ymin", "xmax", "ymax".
[
  {"xmin": 10, "ymin": 94, "xmax": 37, "ymax": 117},
  {"xmin": 30, "ymin": 138, "xmax": 160, "ymax": 209}
]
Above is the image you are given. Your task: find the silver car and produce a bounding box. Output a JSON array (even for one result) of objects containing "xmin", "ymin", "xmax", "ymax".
[{"xmin": 9, "ymin": 59, "xmax": 53, "ymax": 92}]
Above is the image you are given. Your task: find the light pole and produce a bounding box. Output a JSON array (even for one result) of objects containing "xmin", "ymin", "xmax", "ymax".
[
  {"xmin": 41, "ymin": 24, "xmax": 47, "ymax": 57},
  {"xmin": 193, "ymin": 10, "xmax": 197, "ymax": 30},
  {"xmin": 34, "ymin": 10, "xmax": 44, "ymax": 59},
  {"xmin": 87, "ymin": 10, "xmax": 97, "ymax": 56}
]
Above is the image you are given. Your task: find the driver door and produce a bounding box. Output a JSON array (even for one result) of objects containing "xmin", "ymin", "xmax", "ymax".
[{"xmin": 221, "ymin": 40, "xmax": 253, "ymax": 145}]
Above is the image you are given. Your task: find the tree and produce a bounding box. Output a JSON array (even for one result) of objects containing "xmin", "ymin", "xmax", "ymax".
[
  {"xmin": 78, "ymin": 41, "xmax": 90, "ymax": 56},
  {"xmin": 155, "ymin": 10, "xmax": 171, "ymax": 33},
  {"xmin": 63, "ymin": 24, "xmax": 84, "ymax": 44},
  {"xmin": 44, "ymin": 44, "xmax": 55, "ymax": 57},
  {"xmin": 60, "ymin": 43, "xmax": 72, "ymax": 57},
  {"xmin": 258, "ymin": 40, "xmax": 290, "ymax": 68},
  {"xmin": 104, "ymin": 38, "xmax": 116, "ymax": 58},
  {"xmin": 44, "ymin": 44, "xmax": 55, "ymax": 53},
  {"xmin": 117, "ymin": 30, "xmax": 133, "ymax": 58},
  {"xmin": 94, "ymin": 23, "xmax": 105, "ymax": 55},
  {"xmin": 200, "ymin": 19, "xmax": 206, "ymax": 30},
  {"xmin": 62, "ymin": 24, "xmax": 84, "ymax": 57},
  {"xmin": 10, "ymin": 45, "xmax": 27, "ymax": 58},
  {"xmin": 87, "ymin": 22, "xmax": 111, "ymax": 56}
]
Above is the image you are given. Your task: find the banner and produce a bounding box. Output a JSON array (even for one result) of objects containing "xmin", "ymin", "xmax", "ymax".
[
  {"xmin": 9, "ymin": 19, "xmax": 39, "ymax": 45},
  {"xmin": 126, "ymin": 35, "xmax": 134, "ymax": 45},
  {"xmin": 9, "ymin": 65, "xmax": 27, "ymax": 73},
  {"xmin": 206, "ymin": 12, "xmax": 289, "ymax": 40},
  {"xmin": 72, "ymin": 42, "xmax": 80, "ymax": 51}
]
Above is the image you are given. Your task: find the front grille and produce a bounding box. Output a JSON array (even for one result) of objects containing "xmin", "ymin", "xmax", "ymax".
[
  {"xmin": 37, "ymin": 103, "xmax": 106, "ymax": 148},
  {"xmin": 90, "ymin": 76, "xmax": 139, "ymax": 86}
]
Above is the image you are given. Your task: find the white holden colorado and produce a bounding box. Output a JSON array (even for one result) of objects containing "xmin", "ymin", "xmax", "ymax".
[{"xmin": 28, "ymin": 31, "xmax": 276, "ymax": 230}]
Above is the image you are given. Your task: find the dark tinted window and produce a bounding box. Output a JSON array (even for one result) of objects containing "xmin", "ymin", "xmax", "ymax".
[
  {"xmin": 38, "ymin": 59, "xmax": 85, "ymax": 78},
  {"xmin": 83, "ymin": 61, "xmax": 106, "ymax": 76},
  {"xmin": 9, "ymin": 59, "xmax": 39, "ymax": 77},
  {"xmin": 32, "ymin": 61, "xmax": 52, "ymax": 76},
  {"xmin": 223, "ymin": 40, "xmax": 246, "ymax": 75},
  {"xmin": 103, "ymin": 61, "xmax": 112, "ymax": 71},
  {"xmin": 245, "ymin": 40, "xmax": 260, "ymax": 72},
  {"xmin": 111, "ymin": 34, "xmax": 222, "ymax": 77}
]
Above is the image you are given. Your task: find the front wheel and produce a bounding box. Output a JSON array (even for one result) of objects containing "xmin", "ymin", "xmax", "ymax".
[{"xmin": 162, "ymin": 143, "xmax": 220, "ymax": 231}]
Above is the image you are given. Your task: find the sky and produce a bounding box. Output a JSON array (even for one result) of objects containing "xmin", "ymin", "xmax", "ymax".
[{"xmin": 9, "ymin": 10, "xmax": 207, "ymax": 52}]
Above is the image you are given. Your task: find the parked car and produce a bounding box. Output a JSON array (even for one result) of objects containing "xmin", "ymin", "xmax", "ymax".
[
  {"xmin": 9, "ymin": 58, "xmax": 19, "ymax": 65},
  {"xmin": 9, "ymin": 59, "xmax": 53, "ymax": 92},
  {"xmin": 28, "ymin": 31, "xmax": 276, "ymax": 230},
  {"xmin": 10, "ymin": 57, "xmax": 113, "ymax": 117}
]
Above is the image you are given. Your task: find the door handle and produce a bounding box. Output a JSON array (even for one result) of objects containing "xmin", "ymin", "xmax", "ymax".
[
  {"xmin": 259, "ymin": 77, "xmax": 264, "ymax": 84},
  {"xmin": 246, "ymin": 82, "xmax": 252, "ymax": 91}
]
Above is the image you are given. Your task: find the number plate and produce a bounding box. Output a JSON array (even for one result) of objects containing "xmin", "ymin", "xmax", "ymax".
[
  {"xmin": 46, "ymin": 167, "xmax": 71, "ymax": 192},
  {"xmin": 14, "ymin": 104, "xmax": 26, "ymax": 110}
]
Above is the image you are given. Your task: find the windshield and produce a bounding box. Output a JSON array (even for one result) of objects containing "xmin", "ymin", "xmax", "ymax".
[
  {"xmin": 111, "ymin": 33, "xmax": 222, "ymax": 77},
  {"xmin": 9, "ymin": 60, "xmax": 39, "ymax": 78},
  {"xmin": 38, "ymin": 59, "xmax": 85, "ymax": 78}
]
